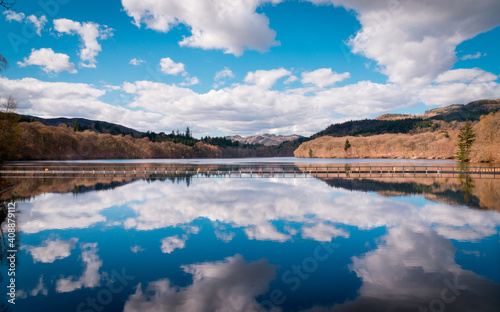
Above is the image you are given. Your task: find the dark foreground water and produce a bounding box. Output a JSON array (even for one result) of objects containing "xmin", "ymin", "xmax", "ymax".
[{"xmin": 1, "ymin": 161, "xmax": 499, "ymax": 312}]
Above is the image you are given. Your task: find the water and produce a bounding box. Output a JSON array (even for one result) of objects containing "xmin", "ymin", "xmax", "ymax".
[{"xmin": 1, "ymin": 160, "xmax": 499, "ymax": 312}]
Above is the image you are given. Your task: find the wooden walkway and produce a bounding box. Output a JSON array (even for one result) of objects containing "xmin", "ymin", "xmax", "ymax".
[{"xmin": 1, "ymin": 165, "xmax": 498, "ymax": 179}]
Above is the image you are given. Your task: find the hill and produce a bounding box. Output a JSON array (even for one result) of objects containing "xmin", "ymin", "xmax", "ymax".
[
  {"xmin": 294, "ymin": 110, "xmax": 500, "ymax": 162},
  {"xmin": 226, "ymin": 134, "xmax": 302, "ymax": 146},
  {"xmin": 17, "ymin": 115, "xmax": 142, "ymax": 136}
]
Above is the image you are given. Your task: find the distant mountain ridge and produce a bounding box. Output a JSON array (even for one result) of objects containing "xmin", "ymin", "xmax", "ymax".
[
  {"xmin": 226, "ymin": 134, "xmax": 303, "ymax": 146},
  {"xmin": 18, "ymin": 115, "xmax": 142, "ymax": 136}
]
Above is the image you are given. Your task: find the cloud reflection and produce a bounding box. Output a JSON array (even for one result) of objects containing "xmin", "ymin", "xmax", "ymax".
[
  {"xmin": 56, "ymin": 243, "xmax": 102, "ymax": 293},
  {"xmin": 124, "ymin": 254, "xmax": 277, "ymax": 312},
  {"xmin": 18, "ymin": 178, "xmax": 500, "ymax": 245}
]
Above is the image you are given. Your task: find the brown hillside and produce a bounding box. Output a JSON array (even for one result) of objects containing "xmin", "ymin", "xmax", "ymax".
[{"xmin": 294, "ymin": 111, "xmax": 500, "ymax": 163}]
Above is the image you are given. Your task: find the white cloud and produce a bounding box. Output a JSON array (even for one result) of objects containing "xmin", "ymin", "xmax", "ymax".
[
  {"xmin": 53, "ymin": 18, "xmax": 114, "ymax": 68},
  {"xmin": 129, "ymin": 58, "xmax": 145, "ymax": 65},
  {"xmin": 159, "ymin": 57, "xmax": 186, "ymax": 76},
  {"xmin": 17, "ymin": 48, "xmax": 77, "ymax": 75},
  {"xmin": 180, "ymin": 76, "xmax": 199, "ymax": 86},
  {"xmin": 23, "ymin": 238, "xmax": 78, "ymax": 263},
  {"xmin": 27, "ymin": 15, "xmax": 47, "ymax": 36},
  {"xmin": 434, "ymin": 68, "xmax": 498, "ymax": 84},
  {"xmin": 244, "ymin": 68, "xmax": 291, "ymax": 89},
  {"xmin": 3, "ymin": 11, "xmax": 47, "ymax": 36},
  {"xmin": 3, "ymin": 10, "xmax": 24, "ymax": 22},
  {"xmin": 283, "ymin": 75, "xmax": 298, "ymax": 85},
  {"xmin": 309, "ymin": 0, "xmax": 500, "ymax": 86},
  {"xmin": 56, "ymin": 243, "xmax": 102, "ymax": 293},
  {"xmin": 124, "ymin": 255, "xmax": 276, "ymax": 312},
  {"xmin": 161, "ymin": 235, "xmax": 188, "ymax": 253},
  {"xmin": 121, "ymin": 0, "xmax": 281, "ymax": 56},
  {"xmin": 301, "ymin": 68, "xmax": 350, "ymax": 88},
  {"xmin": 214, "ymin": 67, "xmax": 235, "ymax": 81},
  {"xmin": 0, "ymin": 77, "xmax": 168, "ymax": 133},
  {"xmin": 460, "ymin": 52, "xmax": 485, "ymax": 60}
]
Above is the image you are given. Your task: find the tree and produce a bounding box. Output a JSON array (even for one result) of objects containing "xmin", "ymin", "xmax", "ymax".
[
  {"xmin": 0, "ymin": 1, "xmax": 15, "ymax": 9},
  {"xmin": 185, "ymin": 126, "xmax": 191, "ymax": 138},
  {"xmin": 0, "ymin": 54, "xmax": 6, "ymax": 73},
  {"xmin": 1, "ymin": 1, "xmax": 16, "ymax": 73},
  {"xmin": 344, "ymin": 139, "xmax": 351, "ymax": 152},
  {"xmin": 0, "ymin": 96, "xmax": 20, "ymax": 161},
  {"xmin": 72, "ymin": 119, "xmax": 81, "ymax": 132},
  {"xmin": 455, "ymin": 120, "xmax": 475, "ymax": 162},
  {"xmin": 307, "ymin": 148, "xmax": 313, "ymax": 158}
]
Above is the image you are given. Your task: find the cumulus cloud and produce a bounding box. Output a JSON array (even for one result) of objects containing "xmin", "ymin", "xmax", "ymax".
[
  {"xmin": 3, "ymin": 11, "xmax": 47, "ymax": 35},
  {"xmin": 129, "ymin": 58, "xmax": 145, "ymax": 65},
  {"xmin": 180, "ymin": 76, "xmax": 200, "ymax": 86},
  {"xmin": 161, "ymin": 235, "xmax": 188, "ymax": 253},
  {"xmin": 27, "ymin": 15, "xmax": 48, "ymax": 36},
  {"xmin": 0, "ymin": 77, "xmax": 169, "ymax": 133},
  {"xmin": 124, "ymin": 255, "xmax": 277, "ymax": 312},
  {"xmin": 54, "ymin": 18, "xmax": 114, "ymax": 68},
  {"xmin": 23, "ymin": 238, "xmax": 78, "ymax": 263},
  {"xmin": 301, "ymin": 68, "xmax": 350, "ymax": 88},
  {"xmin": 2, "ymin": 64, "xmax": 500, "ymax": 137},
  {"xmin": 159, "ymin": 57, "xmax": 187, "ymax": 76},
  {"xmin": 121, "ymin": 0, "xmax": 281, "ymax": 56},
  {"xmin": 434, "ymin": 68, "xmax": 498, "ymax": 84},
  {"xmin": 3, "ymin": 10, "xmax": 25, "ymax": 22},
  {"xmin": 244, "ymin": 68, "xmax": 291, "ymax": 89},
  {"xmin": 17, "ymin": 48, "xmax": 77, "ymax": 75},
  {"xmin": 284, "ymin": 75, "xmax": 298, "ymax": 85},
  {"xmin": 309, "ymin": 0, "xmax": 500, "ymax": 86},
  {"xmin": 214, "ymin": 67, "xmax": 235, "ymax": 81}
]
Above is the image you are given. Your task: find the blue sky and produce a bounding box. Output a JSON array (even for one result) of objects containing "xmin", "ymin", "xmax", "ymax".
[{"xmin": 1, "ymin": 0, "xmax": 499, "ymax": 137}]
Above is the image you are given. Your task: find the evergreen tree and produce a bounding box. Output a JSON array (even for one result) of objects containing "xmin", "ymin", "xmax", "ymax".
[
  {"xmin": 344, "ymin": 139, "xmax": 351, "ymax": 152},
  {"xmin": 72, "ymin": 119, "xmax": 81, "ymax": 132},
  {"xmin": 455, "ymin": 120, "xmax": 475, "ymax": 162},
  {"xmin": 185, "ymin": 126, "xmax": 191, "ymax": 138}
]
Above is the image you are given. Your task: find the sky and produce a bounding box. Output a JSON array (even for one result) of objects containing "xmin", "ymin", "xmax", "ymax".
[{"xmin": 0, "ymin": 0, "xmax": 499, "ymax": 137}]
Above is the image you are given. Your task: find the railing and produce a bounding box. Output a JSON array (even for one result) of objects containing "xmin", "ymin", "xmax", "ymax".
[{"xmin": 0, "ymin": 165, "xmax": 498, "ymax": 179}]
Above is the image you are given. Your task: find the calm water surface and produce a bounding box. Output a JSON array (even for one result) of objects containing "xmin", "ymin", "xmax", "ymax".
[{"xmin": 1, "ymin": 160, "xmax": 499, "ymax": 312}]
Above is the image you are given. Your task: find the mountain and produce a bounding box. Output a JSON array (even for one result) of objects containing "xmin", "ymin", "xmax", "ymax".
[
  {"xmin": 294, "ymin": 99, "xmax": 500, "ymax": 162},
  {"xmin": 17, "ymin": 115, "xmax": 142, "ymax": 136},
  {"xmin": 313, "ymin": 99, "xmax": 500, "ymax": 138},
  {"xmin": 226, "ymin": 134, "xmax": 302, "ymax": 146}
]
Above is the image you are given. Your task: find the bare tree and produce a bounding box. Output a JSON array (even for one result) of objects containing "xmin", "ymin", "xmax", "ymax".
[
  {"xmin": 2, "ymin": 96, "xmax": 17, "ymax": 113},
  {"xmin": 0, "ymin": 0, "xmax": 15, "ymax": 9},
  {"xmin": 0, "ymin": 54, "xmax": 6, "ymax": 73},
  {"xmin": 1, "ymin": 1, "xmax": 16, "ymax": 73}
]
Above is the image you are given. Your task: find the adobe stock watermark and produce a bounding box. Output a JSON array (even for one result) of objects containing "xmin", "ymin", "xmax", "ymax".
[
  {"xmin": 260, "ymin": 241, "xmax": 340, "ymax": 311},
  {"xmin": 419, "ymin": 277, "xmax": 467, "ymax": 312},
  {"xmin": 75, "ymin": 267, "xmax": 135, "ymax": 312},
  {"xmin": 7, "ymin": 0, "xmax": 72, "ymax": 53}
]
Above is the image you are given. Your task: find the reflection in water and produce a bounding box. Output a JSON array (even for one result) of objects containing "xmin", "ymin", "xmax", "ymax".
[
  {"xmin": 124, "ymin": 255, "xmax": 276, "ymax": 312},
  {"xmin": 0, "ymin": 169, "xmax": 499, "ymax": 311}
]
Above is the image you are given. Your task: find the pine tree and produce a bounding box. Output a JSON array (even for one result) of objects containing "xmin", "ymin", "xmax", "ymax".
[
  {"xmin": 344, "ymin": 139, "xmax": 351, "ymax": 152},
  {"xmin": 455, "ymin": 120, "xmax": 475, "ymax": 162}
]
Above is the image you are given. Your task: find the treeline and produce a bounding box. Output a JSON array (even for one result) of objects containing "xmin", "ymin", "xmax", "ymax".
[
  {"xmin": 0, "ymin": 118, "xmax": 292, "ymax": 161},
  {"xmin": 314, "ymin": 118, "xmax": 436, "ymax": 138}
]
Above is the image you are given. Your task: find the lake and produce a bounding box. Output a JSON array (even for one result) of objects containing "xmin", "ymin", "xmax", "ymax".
[{"xmin": 1, "ymin": 159, "xmax": 499, "ymax": 312}]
